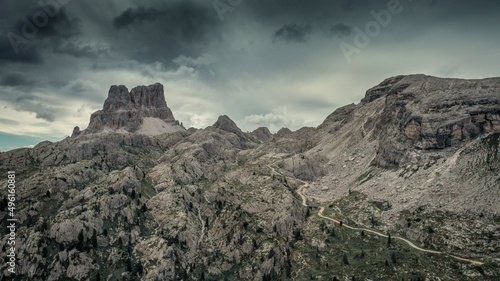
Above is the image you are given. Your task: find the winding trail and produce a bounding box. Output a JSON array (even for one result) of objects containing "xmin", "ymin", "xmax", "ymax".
[
  {"xmin": 267, "ymin": 164, "xmax": 485, "ymax": 266},
  {"xmin": 197, "ymin": 207, "xmax": 205, "ymax": 245}
]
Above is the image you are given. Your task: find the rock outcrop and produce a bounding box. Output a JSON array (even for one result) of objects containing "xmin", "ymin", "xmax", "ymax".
[
  {"xmin": 78, "ymin": 83, "xmax": 184, "ymax": 136},
  {"xmin": 368, "ymin": 75, "xmax": 500, "ymax": 166},
  {"xmin": 276, "ymin": 127, "xmax": 293, "ymax": 138},
  {"xmin": 251, "ymin": 127, "xmax": 273, "ymax": 142},
  {"xmin": 211, "ymin": 115, "xmax": 244, "ymax": 138}
]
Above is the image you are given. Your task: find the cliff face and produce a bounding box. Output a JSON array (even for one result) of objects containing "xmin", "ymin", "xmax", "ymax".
[
  {"xmin": 368, "ymin": 75, "xmax": 500, "ymax": 166},
  {"xmin": 73, "ymin": 83, "xmax": 184, "ymax": 136},
  {"xmin": 0, "ymin": 75, "xmax": 499, "ymax": 281}
]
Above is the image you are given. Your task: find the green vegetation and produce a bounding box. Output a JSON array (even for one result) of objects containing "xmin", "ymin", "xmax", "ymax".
[
  {"xmin": 355, "ymin": 168, "xmax": 375, "ymax": 185},
  {"xmin": 380, "ymin": 112, "xmax": 393, "ymax": 125}
]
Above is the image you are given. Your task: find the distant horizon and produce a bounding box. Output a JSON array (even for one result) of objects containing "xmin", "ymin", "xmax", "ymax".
[
  {"xmin": 2, "ymin": 72, "xmax": 500, "ymax": 152},
  {"xmin": 1, "ymin": 0, "xmax": 500, "ymax": 150}
]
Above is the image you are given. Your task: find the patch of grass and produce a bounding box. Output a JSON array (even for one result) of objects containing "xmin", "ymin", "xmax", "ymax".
[
  {"xmin": 369, "ymin": 201, "xmax": 392, "ymax": 211},
  {"xmin": 39, "ymin": 198, "xmax": 62, "ymax": 217},
  {"xmin": 399, "ymin": 165, "xmax": 419, "ymax": 178},
  {"xmin": 380, "ymin": 112, "xmax": 393, "ymax": 125},
  {"xmin": 141, "ymin": 177, "xmax": 157, "ymax": 199},
  {"xmin": 355, "ymin": 168, "xmax": 375, "ymax": 185},
  {"xmin": 380, "ymin": 165, "xmax": 400, "ymax": 171}
]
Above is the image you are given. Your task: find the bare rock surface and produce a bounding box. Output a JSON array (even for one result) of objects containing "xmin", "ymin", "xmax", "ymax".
[{"xmin": 80, "ymin": 83, "xmax": 184, "ymax": 136}]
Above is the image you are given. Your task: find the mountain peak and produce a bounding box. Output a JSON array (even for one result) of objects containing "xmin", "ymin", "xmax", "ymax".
[
  {"xmin": 212, "ymin": 115, "xmax": 244, "ymax": 137},
  {"xmin": 103, "ymin": 83, "xmax": 168, "ymax": 112},
  {"xmin": 252, "ymin": 127, "xmax": 273, "ymax": 142},
  {"xmin": 76, "ymin": 83, "xmax": 184, "ymax": 136}
]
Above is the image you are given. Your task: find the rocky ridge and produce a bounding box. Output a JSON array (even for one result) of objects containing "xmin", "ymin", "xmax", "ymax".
[{"xmin": 0, "ymin": 75, "xmax": 499, "ymax": 281}]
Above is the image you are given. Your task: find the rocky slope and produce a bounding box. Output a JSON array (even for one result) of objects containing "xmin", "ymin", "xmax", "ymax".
[
  {"xmin": 1, "ymin": 75, "xmax": 499, "ymax": 281},
  {"xmin": 282, "ymin": 74, "xmax": 500, "ymax": 258}
]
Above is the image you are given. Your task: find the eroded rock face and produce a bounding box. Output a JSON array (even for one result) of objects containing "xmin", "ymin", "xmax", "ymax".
[
  {"xmin": 82, "ymin": 83, "xmax": 184, "ymax": 135},
  {"xmin": 276, "ymin": 128, "xmax": 292, "ymax": 138},
  {"xmin": 211, "ymin": 115, "xmax": 244, "ymax": 138},
  {"xmin": 251, "ymin": 127, "xmax": 273, "ymax": 142},
  {"xmin": 368, "ymin": 75, "xmax": 500, "ymax": 166}
]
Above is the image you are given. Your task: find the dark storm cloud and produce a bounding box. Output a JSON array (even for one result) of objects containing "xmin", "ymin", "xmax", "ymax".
[
  {"xmin": 53, "ymin": 41, "xmax": 107, "ymax": 58},
  {"xmin": 113, "ymin": 7, "xmax": 165, "ymax": 29},
  {"xmin": 156, "ymin": 1, "xmax": 219, "ymax": 44},
  {"xmin": 330, "ymin": 23, "xmax": 353, "ymax": 38},
  {"xmin": 68, "ymin": 82, "xmax": 87, "ymax": 93},
  {"xmin": 243, "ymin": 0, "xmax": 344, "ymax": 21},
  {"xmin": 0, "ymin": 38, "xmax": 42, "ymax": 64},
  {"xmin": 12, "ymin": 7, "xmax": 80, "ymax": 40},
  {"xmin": 1, "ymin": 7, "xmax": 81, "ymax": 64},
  {"xmin": 342, "ymin": 3, "xmax": 354, "ymax": 12},
  {"xmin": 108, "ymin": 1, "xmax": 220, "ymax": 63},
  {"xmin": 272, "ymin": 23, "xmax": 312, "ymax": 43},
  {"xmin": 0, "ymin": 72, "xmax": 36, "ymax": 87},
  {"xmin": 113, "ymin": 2, "xmax": 219, "ymax": 42},
  {"xmin": 14, "ymin": 95, "xmax": 57, "ymax": 122}
]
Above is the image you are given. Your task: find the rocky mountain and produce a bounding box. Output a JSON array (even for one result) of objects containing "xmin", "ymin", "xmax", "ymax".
[
  {"xmin": 1, "ymin": 76, "xmax": 499, "ymax": 281},
  {"xmin": 72, "ymin": 83, "xmax": 185, "ymax": 137}
]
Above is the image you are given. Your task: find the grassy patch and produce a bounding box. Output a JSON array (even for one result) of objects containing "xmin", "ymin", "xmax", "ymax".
[
  {"xmin": 380, "ymin": 112, "xmax": 393, "ymax": 125},
  {"xmin": 141, "ymin": 177, "xmax": 157, "ymax": 199},
  {"xmin": 355, "ymin": 168, "xmax": 375, "ymax": 185}
]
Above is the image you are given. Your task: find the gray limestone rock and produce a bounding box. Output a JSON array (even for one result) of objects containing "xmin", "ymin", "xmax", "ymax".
[
  {"xmin": 81, "ymin": 83, "xmax": 184, "ymax": 135},
  {"xmin": 251, "ymin": 127, "xmax": 273, "ymax": 142},
  {"xmin": 212, "ymin": 115, "xmax": 244, "ymax": 138}
]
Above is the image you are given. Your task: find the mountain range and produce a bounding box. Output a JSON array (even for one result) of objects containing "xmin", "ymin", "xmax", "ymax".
[{"xmin": 0, "ymin": 74, "xmax": 499, "ymax": 280}]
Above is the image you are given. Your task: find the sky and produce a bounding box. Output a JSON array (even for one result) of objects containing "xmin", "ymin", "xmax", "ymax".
[{"xmin": 0, "ymin": 0, "xmax": 499, "ymax": 151}]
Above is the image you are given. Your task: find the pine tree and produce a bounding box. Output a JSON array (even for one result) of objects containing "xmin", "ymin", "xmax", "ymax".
[
  {"xmin": 91, "ymin": 229, "xmax": 98, "ymax": 247},
  {"xmin": 137, "ymin": 263, "xmax": 144, "ymax": 275},
  {"xmin": 78, "ymin": 231, "xmax": 84, "ymax": 243},
  {"xmin": 391, "ymin": 252, "xmax": 397, "ymax": 264},
  {"xmin": 41, "ymin": 221, "xmax": 48, "ymax": 232},
  {"xmin": 343, "ymin": 253, "xmax": 349, "ymax": 265}
]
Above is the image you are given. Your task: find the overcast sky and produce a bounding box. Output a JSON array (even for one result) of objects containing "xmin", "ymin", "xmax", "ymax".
[{"xmin": 0, "ymin": 0, "xmax": 499, "ymax": 151}]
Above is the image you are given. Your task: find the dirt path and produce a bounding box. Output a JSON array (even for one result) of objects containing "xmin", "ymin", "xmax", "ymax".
[
  {"xmin": 297, "ymin": 185, "xmax": 308, "ymax": 207},
  {"xmin": 267, "ymin": 164, "xmax": 485, "ymax": 266},
  {"xmin": 197, "ymin": 207, "xmax": 205, "ymax": 245}
]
